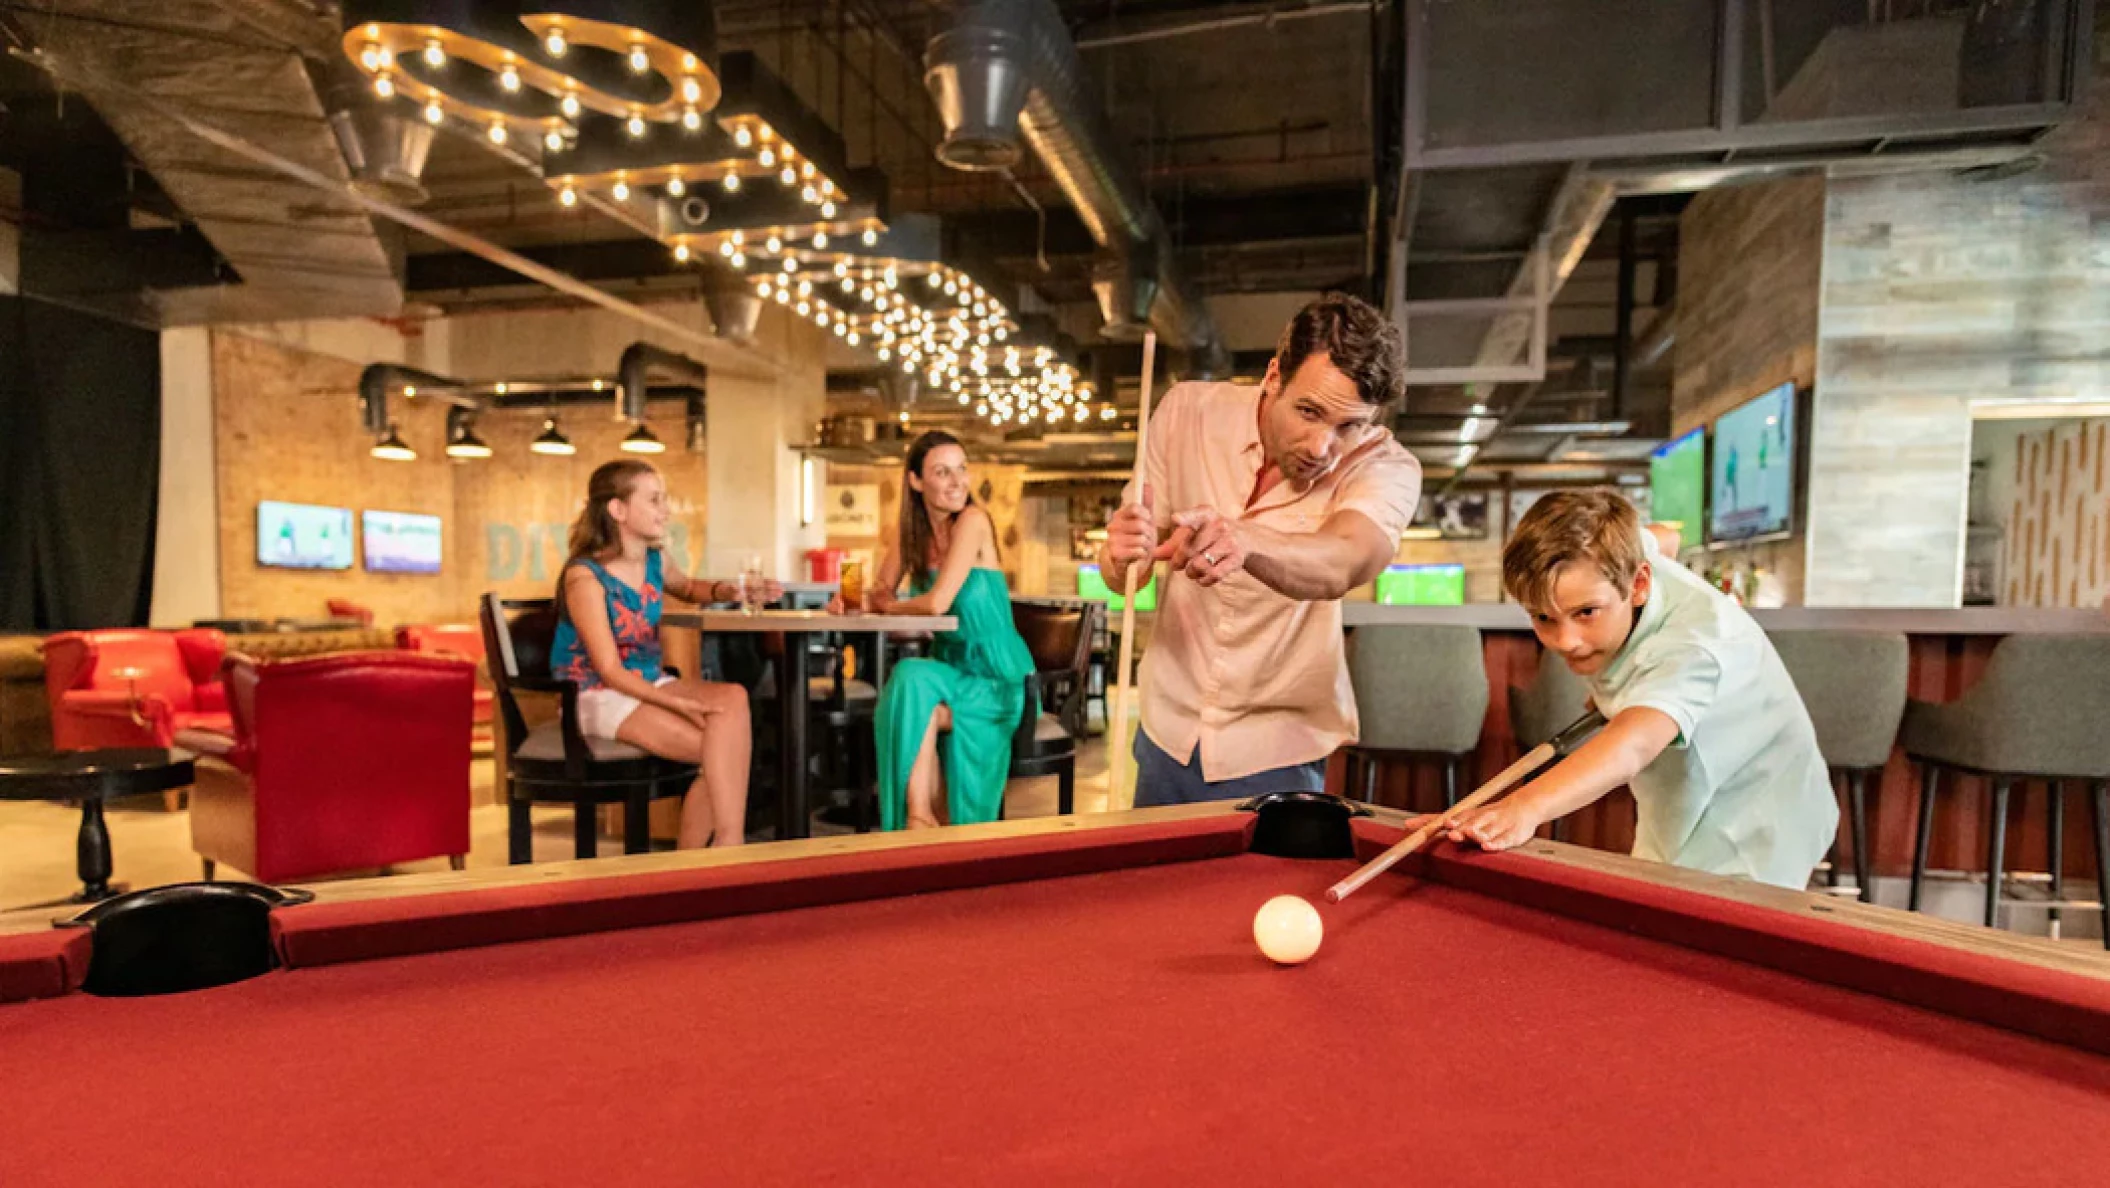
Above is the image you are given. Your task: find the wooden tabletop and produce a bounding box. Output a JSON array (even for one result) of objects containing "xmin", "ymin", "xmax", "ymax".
[{"xmin": 662, "ymin": 610, "xmax": 957, "ymax": 633}]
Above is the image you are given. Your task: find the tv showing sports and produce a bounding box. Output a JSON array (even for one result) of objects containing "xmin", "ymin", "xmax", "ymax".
[
  {"xmin": 1709, "ymin": 382, "xmax": 1798, "ymax": 544},
  {"xmin": 257, "ymin": 501, "xmax": 353, "ymax": 571},
  {"xmin": 1373, "ymin": 564, "xmax": 1466, "ymax": 606},
  {"xmin": 1077, "ymin": 564, "xmax": 1158, "ymax": 612},
  {"xmin": 363, "ymin": 510, "xmax": 444, "ymax": 575},
  {"xmin": 1649, "ymin": 427, "xmax": 1706, "ymax": 553}
]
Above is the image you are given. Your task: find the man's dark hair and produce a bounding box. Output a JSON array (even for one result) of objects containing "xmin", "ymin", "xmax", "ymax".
[{"xmin": 1273, "ymin": 293, "xmax": 1406, "ymax": 406}]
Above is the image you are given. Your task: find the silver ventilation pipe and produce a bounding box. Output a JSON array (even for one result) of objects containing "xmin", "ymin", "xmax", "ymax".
[
  {"xmin": 616, "ymin": 343, "xmax": 710, "ymax": 423},
  {"xmin": 924, "ymin": 0, "xmax": 1228, "ymax": 377}
]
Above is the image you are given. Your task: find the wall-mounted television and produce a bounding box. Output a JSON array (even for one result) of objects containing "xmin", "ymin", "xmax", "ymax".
[
  {"xmin": 1709, "ymin": 381, "xmax": 1798, "ymax": 544},
  {"xmin": 1649, "ymin": 427, "xmax": 1707, "ymax": 553},
  {"xmin": 257, "ymin": 501, "xmax": 353, "ymax": 571},
  {"xmin": 1373, "ymin": 563, "xmax": 1466, "ymax": 606},
  {"xmin": 1076, "ymin": 564, "xmax": 1158, "ymax": 612},
  {"xmin": 363, "ymin": 510, "xmax": 444, "ymax": 575}
]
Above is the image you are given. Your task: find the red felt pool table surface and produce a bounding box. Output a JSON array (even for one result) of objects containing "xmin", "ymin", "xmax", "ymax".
[{"xmin": 2, "ymin": 805, "xmax": 2109, "ymax": 1186}]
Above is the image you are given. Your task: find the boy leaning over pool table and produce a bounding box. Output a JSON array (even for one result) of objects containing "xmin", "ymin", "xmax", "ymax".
[{"xmin": 1416, "ymin": 490, "xmax": 1837, "ymax": 889}]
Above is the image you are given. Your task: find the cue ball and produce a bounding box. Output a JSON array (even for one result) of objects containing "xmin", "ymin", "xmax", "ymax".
[{"xmin": 1253, "ymin": 895, "xmax": 1323, "ymax": 965}]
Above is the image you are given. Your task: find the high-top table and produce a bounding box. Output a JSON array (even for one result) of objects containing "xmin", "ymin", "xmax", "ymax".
[{"xmin": 662, "ymin": 611, "xmax": 956, "ymax": 839}]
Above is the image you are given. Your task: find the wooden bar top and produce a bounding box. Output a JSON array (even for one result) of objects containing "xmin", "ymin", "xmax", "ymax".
[
  {"xmin": 663, "ymin": 610, "xmax": 958, "ymax": 633},
  {"xmin": 1342, "ymin": 602, "xmax": 2110, "ymax": 635}
]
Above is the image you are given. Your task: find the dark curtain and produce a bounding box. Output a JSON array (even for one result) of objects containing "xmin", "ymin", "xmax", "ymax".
[{"xmin": 0, "ymin": 296, "xmax": 161, "ymax": 631}]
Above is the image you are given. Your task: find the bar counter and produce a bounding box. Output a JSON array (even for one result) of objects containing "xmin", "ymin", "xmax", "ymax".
[{"xmin": 1335, "ymin": 601, "xmax": 2110, "ymax": 881}]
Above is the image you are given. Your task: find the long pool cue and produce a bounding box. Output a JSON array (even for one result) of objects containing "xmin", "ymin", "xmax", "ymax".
[
  {"xmin": 1105, "ymin": 330, "xmax": 1159, "ymax": 813},
  {"xmin": 1325, "ymin": 708, "xmax": 1608, "ymax": 903}
]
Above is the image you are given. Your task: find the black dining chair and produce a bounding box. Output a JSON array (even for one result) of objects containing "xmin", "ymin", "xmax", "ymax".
[
  {"xmin": 1003, "ymin": 599, "xmax": 1100, "ymax": 817},
  {"xmin": 480, "ymin": 593, "xmax": 701, "ymax": 863}
]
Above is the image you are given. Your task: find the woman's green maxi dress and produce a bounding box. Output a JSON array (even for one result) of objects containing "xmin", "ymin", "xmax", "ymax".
[{"xmin": 874, "ymin": 568, "xmax": 1036, "ymax": 830}]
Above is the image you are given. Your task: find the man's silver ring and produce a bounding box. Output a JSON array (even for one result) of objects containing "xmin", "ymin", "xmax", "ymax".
[{"xmin": 1204, "ymin": 552, "xmax": 1218, "ymax": 565}]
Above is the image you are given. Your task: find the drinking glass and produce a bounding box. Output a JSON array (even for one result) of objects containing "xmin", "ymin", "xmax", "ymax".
[{"xmin": 738, "ymin": 554, "xmax": 765, "ymax": 615}]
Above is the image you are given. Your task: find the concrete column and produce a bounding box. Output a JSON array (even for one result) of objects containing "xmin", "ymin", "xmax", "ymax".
[{"xmin": 150, "ymin": 327, "xmax": 221, "ymax": 626}]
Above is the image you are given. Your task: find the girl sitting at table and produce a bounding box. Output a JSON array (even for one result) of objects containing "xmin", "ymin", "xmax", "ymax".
[
  {"xmin": 550, "ymin": 459, "xmax": 779, "ymax": 848},
  {"xmin": 869, "ymin": 431, "xmax": 1035, "ymax": 830}
]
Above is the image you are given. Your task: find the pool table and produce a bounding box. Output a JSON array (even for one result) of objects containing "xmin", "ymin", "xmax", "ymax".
[{"xmin": 3, "ymin": 802, "xmax": 2109, "ymax": 1185}]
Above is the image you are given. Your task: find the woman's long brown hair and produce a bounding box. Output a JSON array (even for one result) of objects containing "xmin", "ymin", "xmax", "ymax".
[{"xmin": 898, "ymin": 430, "xmax": 996, "ymax": 576}]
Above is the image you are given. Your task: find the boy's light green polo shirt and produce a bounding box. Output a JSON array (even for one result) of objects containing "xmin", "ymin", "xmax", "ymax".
[{"xmin": 1587, "ymin": 540, "xmax": 1838, "ymax": 888}]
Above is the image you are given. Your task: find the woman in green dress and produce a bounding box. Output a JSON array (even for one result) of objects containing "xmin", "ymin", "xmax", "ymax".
[{"xmin": 869, "ymin": 431, "xmax": 1036, "ymax": 830}]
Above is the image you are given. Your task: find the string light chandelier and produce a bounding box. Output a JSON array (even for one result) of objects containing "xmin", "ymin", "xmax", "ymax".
[{"xmin": 341, "ymin": 12, "xmax": 1105, "ymax": 432}]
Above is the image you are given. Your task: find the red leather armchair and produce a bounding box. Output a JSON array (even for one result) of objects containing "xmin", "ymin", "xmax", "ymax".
[
  {"xmin": 396, "ymin": 624, "xmax": 493, "ymax": 726},
  {"xmin": 186, "ymin": 652, "xmax": 474, "ymax": 883},
  {"xmin": 327, "ymin": 599, "xmax": 376, "ymax": 626},
  {"xmin": 43, "ymin": 628, "xmax": 233, "ymax": 751}
]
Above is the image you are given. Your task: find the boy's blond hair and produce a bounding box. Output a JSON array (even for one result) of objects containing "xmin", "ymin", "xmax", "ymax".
[{"xmin": 1502, "ymin": 490, "xmax": 1647, "ymax": 611}]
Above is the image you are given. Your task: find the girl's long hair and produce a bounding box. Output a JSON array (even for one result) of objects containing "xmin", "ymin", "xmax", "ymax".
[{"xmin": 557, "ymin": 460, "xmax": 659, "ymax": 607}]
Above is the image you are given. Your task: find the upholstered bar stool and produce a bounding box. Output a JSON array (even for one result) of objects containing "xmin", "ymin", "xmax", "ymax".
[
  {"xmin": 1900, "ymin": 634, "xmax": 2110, "ymax": 945},
  {"xmin": 1346, "ymin": 625, "xmax": 1489, "ymax": 810},
  {"xmin": 1767, "ymin": 630, "xmax": 1909, "ymax": 903},
  {"xmin": 1509, "ymin": 653, "xmax": 1592, "ymax": 842}
]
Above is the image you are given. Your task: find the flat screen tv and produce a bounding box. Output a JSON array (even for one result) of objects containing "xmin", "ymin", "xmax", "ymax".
[
  {"xmin": 1076, "ymin": 564, "xmax": 1158, "ymax": 612},
  {"xmin": 1373, "ymin": 564, "xmax": 1466, "ymax": 606},
  {"xmin": 1708, "ymin": 381, "xmax": 1798, "ymax": 544},
  {"xmin": 363, "ymin": 510, "xmax": 444, "ymax": 575},
  {"xmin": 1648, "ymin": 427, "xmax": 1706, "ymax": 553},
  {"xmin": 257, "ymin": 501, "xmax": 353, "ymax": 571}
]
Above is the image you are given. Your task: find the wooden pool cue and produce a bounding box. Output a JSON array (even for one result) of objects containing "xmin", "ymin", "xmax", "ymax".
[
  {"xmin": 1325, "ymin": 709, "xmax": 1607, "ymax": 903},
  {"xmin": 1105, "ymin": 330, "xmax": 1159, "ymax": 813}
]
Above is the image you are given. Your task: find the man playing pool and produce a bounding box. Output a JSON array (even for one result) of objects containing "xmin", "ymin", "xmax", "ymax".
[{"xmin": 1100, "ymin": 293, "xmax": 1419, "ymax": 805}]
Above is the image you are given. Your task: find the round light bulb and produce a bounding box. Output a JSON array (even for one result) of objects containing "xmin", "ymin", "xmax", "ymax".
[
  {"xmin": 757, "ymin": 147, "xmax": 776, "ymax": 168},
  {"xmin": 628, "ymin": 44, "xmax": 650, "ymax": 74},
  {"xmin": 611, "ymin": 179, "xmax": 630, "ymax": 200},
  {"xmin": 559, "ymin": 93, "xmax": 581, "ymax": 119},
  {"xmin": 812, "ymin": 232, "xmax": 828, "ymax": 248},
  {"xmin": 665, "ymin": 176, "xmax": 685, "ymax": 197},
  {"xmin": 626, "ymin": 114, "xmax": 647, "ymax": 138},
  {"xmin": 544, "ymin": 128, "xmax": 565, "ymax": 152},
  {"xmin": 558, "ymin": 186, "xmax": 578, "ymax": 207},
  {"xmin": 681, "ymin": 108, "xmax": 702, "ymax": 131},
  {"xmin": 373, "ymin": 73, "xmax": 395, "ymax": 98},
  {"xmin": 681, "ymin": 78, "xmax": 702, "ymax": 104},
  {"xmin": 861, "ymin": 228, "xmax": 878, "ymax": 247},
  {"xmin": 423, "ymin": 40, "xmax": 446, "ymax": 68},
  {"xmin": 499, "ymin": 66, "xmax": 521, "ymax": 93},
  {"xmin": 723, "ymin": 170, "xmax": 741, "ymax": 192},
  {"xmin": 765, "ymin": 236, "xmax": 782, "ymax": 253},
  {"xmin": 672, "ymin": 243, "xmax": 691, "ymax": 263},
  {"xmin": 359, "ymin": 43, "xmax": 382, "ymax": 72},
  {"xmin": 734, "ymin": 127, "xmax": 754, "ymax": 147},
  {"xmin": 424, "ymin": 100, "xmax": 444, "ymax": 124},
  {"xmin": 821, "ymin": 201, "xmax": 837, "ymax": 218},
  {"xmin": 779, "ymin": 166, "xmax": 797, "ymax": 186},
  {"xmin": 487, "ymin": 120, "xmax": 508, "ymax": 144},
  {"xmin": 544, "ymin": 29, "xmax": 567, "ymax": 57}
]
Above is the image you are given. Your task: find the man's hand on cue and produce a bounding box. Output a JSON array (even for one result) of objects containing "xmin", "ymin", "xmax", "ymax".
[
  {"xmin": 1105, "ymin": 483, "xmax": 1160, "ymax": 572},
  {"xmin": 1163, "ymin": 508, "xmax": 1249, "ymax": 587},
  {"xmin": 1402, "ymin": 796, "xmax": 1542, "ymax": 853}
]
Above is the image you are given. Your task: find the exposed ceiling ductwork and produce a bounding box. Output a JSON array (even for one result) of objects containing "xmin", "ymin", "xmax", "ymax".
[
  {"xmin": 924, "ymin": 0, "xmax": 1229, "ymax": 377},
  {"xmin": 17, "ymin": 0, "xmax": 406, "ymax": 325}
]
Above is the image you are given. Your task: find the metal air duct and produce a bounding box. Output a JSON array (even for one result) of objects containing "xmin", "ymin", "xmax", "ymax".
[{"xmin": 924, "ymin": 0, "xmax": 1227, "ymax": 376}]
